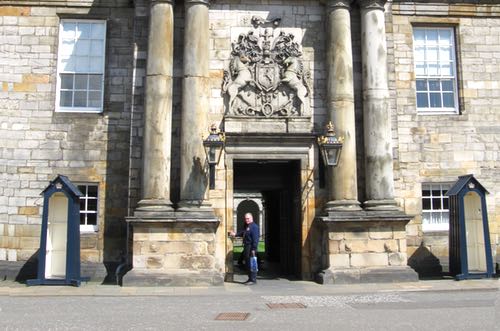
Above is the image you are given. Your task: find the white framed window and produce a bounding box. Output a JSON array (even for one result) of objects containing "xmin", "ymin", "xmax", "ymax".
[
  {"xmin": 413, "ymin": 27, "xmax": 459, "ymax": 114},
  {"xmin": 78, "ymin": 184, "xmax": 99, "ymax": 232},
  {"xmin": 422, "ymin": 183, "xmax": 452, "ymax": 232},
  {"xmin": 56, "ymin": 19, "xmax": 106, "ymax": 113}
]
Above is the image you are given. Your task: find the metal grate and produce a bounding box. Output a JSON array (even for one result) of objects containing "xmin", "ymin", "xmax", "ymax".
[
  {"xmin": 214, "ymin": 312, "xmax": 250, "ymax": 321},
  {"xmin": 267, "ymin": 303, "xmax": 307, "ymax": 309}
]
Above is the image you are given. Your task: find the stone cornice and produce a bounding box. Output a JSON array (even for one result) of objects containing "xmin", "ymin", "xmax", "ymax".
[
  {"xmin": 357, "ymin": 0, "xmax": 386, "ymax": 11},
  {"xmin": 321, "ymin": 0, "xmax": 352, "ymax": 10},
  {"xmin": 0, "ymin": 0, "xmax": 132, "ymax": 7}
]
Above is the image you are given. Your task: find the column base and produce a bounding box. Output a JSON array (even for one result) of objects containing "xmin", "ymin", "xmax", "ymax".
[
  {"xmin": 122, "ymin": 269, "xmax": 224, "ymax": 287},
  {"xmin": 325, "ymin": 200, "xmax": 362, "ymax": 212},
  {"xmin": 135, "ymin": 199, "xmax": 174, "ymax": 215},
  {"xmin": 364, "ymin": 199, "xmax": 401, "ymax": 211},
  {"xmin": 317, "ymin": 266, "xmax": 418, "ymax": 284}
]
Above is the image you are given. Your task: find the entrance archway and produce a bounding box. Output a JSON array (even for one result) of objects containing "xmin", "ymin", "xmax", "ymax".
[{"xmin": 233, "ymin": 160, "xmax": 301, "ymax": 278}]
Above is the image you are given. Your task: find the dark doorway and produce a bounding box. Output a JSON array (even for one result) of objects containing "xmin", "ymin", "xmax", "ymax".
[{"xmin": 233, "ymin": 160, "xmax": 301, "ymax": 278}]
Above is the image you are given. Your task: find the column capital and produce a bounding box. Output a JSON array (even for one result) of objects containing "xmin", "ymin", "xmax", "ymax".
[
  {"xmin": 321, "ymin": 0, "xmax": 352, "ymax": 10},
  {"xmin": 185, "ymin": 0, "xmax": 210, "ymax": 6},
  {"xmin": 357, "ymin": 0, "xmax": 386, "ymax": 11}
]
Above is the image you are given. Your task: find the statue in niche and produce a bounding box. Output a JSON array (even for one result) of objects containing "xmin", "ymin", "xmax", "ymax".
[{"xmin": 222, "ymin": 23, "xmax": 310, "ymax": 118}]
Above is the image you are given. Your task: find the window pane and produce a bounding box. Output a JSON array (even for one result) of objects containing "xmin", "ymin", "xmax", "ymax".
[
  {"xmin": 89, "ymin": 57, "xmax": 103, "ymax": 73},
  {"xmin": 441, "ymin": 80, "xmax": 453, "ymax": 91},
  {"xmin": 432, "ymin": 198, "xmax": 442, "ymax": 209},
  {"xmin": 440, "ymin": 63, "xmax": 453, "ymax": 76},
  {"xmin": 417, "ymin": 93, "xmax": 428, "ymax": 108},
  {"xmin": 422, "ymin": 189, "xmax": 430, "ymax": 197},
  {"xmin": 416, "ymin": 79, "xmax": 427, "ymax": 91},
  {"xmin": 415, "ymin": 63, "xmax": 426, "ymax": 76},
  {"xmin": 422, "ymin": 198, "xmax": 431, "ymax": 210},
  {"xmin": 87, "ymin": 213, "xmax": 97, "ymax": 225},
  {"xmin": 439, "ymin": 47, "xmax": 451, "ymax": 61},
  {"xmin": 62, "ymin": 23, "xmax": 76, "ymax": 38},
  {"xmin": 414, "ymin": 29, "xmax": 425, "ymax": 43},
  {"xmin": 429, "ymin": 80, "xmax": 440, "ymax": 91},
  {"xmin": 439, "ymin": 29, "xmax": 452, "ymax": 44},
  {"xmin": 90, "ymin": 40, "xmax": 103, "ymax": 56},
  {"xmin": 426, "ymin": 30, "xmax": 438, "ymax": 43},
  {"xmin": 88, "ymin": 92, "xmax": 102, "ymax": 107},
  {"xmin": 88, "ymin": 75, "xmax": 102, "ymax": 90},
  {"xmin": 87, "ymin": 185, "xmax": 98, "ymax": 197},
  {"xmin": 430, "ymin": 93, "xmax": 442, "ymax": 107},
  {"xmin": 78, "ymin": 185, "xmax": 87, "ymax": 195},
  {"xmin": 60, "ymin": 91, "xmax": 73, "ymax": 107},
  {"xmin": 91, "ymin": 23, "xmax": 105, "ymax": 39},
  {"xmin": 422, "ymin": 211, "xmax": 431, "ymax": 222},
  {"xmin": 75, "ymin": 74, "xmax": 88, "ymax": 89},
  {"xmin": 60, "ymin": 56, "xmax": 75, "ymax": 72},
  {"xmin": 428, "ymin": 63, "xmax": 438, "ymax": 75},
  {"xmin": 443, "ymin": 93, "xmax": 455, "ymax": 107},
  {"xmin": 78, "ymin": 23, "xmax": 91, "ymax": 39},
  {"xmin": 80, "ymin": 199, "xmax": 86, "ymax": 211},
  {"xmin": 74, "ymin": 91, "xmax": 87, "ymax": 107},
  {"xmin": 80, "ymin": 214, "xmax": 86, "ymax": 225},
  {"xmin": 75, "ymin": 56, "xmax": 90, "ymax": 72},
  {"xmin": 427, "ymin": 47, "xmax": 438, "ymax": 61},
  {"xmin": 60, "ymin": 40, "xmax": 75, "ymax": 56},
  {"xmin": 88, "ymin": 199, "xmax": 97, "ymax": 211},
  {"xmin": 414, "ymin": 46, "xmax": 425, "ymax": 61},
  {"xmin": 60, "ymin": 74, "xmax": 73, "ymax": 89},
  {"xmin": 75, "ymin": 40, "xmax": 90, "ymax": 55}
]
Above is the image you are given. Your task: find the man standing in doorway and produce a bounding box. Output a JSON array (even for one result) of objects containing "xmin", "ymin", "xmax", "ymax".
[{"xmin": 231, "ymin": 212, "xmax": 259, "ymax": 285}]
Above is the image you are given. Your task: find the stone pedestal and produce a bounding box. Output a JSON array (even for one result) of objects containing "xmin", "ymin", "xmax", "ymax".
[
  {"xmin": 317, "ymin": 211, "xmax": 418, "ymax": 284},
  {"xmin": 122, "ymin": 215, "xmax": 223, "ymax": 286}
]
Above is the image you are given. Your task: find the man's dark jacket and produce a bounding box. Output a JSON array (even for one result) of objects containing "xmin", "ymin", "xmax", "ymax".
[{"xmin": 242, "ymin": 222, "xmax": 259, "ymax": 251}]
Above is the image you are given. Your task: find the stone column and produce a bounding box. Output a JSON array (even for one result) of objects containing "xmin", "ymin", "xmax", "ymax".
[
  {"xmin": 137, "ymin": 0, "xmax": 175, "ymax": 213},
  {"xmin": 179, "ymin": 0, "xmax": 212, "ymax": 210},
  {"xmin": 323, "ymin": 0, "xmax": 360, "ymax": 211},
  {"xmin": 359, "ymin": 0, "xmax": 398, "ymax": 210}
]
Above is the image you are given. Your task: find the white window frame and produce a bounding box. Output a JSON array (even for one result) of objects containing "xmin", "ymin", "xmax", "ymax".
[
  {"xmin": 77, "ymin": 183, "xmax": 99, "ymax": 232},
  {"xmin": 55, "ymin": 19, "xmax": 106, "ymax": 113},
  {"xmin": 422, "ymin": 183, "xmax": 452, "ymax": 232},
  {"xmin": 413, "ymin": 27, "xmax": 459, "ymax": 115}
]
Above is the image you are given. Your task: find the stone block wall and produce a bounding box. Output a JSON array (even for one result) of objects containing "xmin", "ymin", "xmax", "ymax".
[
  {"xmin": 389, "ymin": 2, "xmax": 500, "ymax": 273},
  {"xmin": 131, "ymin": 223, "xmax": 217, "ymax": 271},
  {"xmin": 326, "ymin": 222, "xmax": 408, "ymax": 269},
  {"xmin": 0, "ymin": 2, "xmax": 135, "ymax": 264}
]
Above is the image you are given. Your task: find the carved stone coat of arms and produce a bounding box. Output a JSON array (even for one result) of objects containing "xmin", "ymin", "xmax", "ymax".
[{"xmin": 222, "ymin": 28, "xmax": 310, "ymax": 117}]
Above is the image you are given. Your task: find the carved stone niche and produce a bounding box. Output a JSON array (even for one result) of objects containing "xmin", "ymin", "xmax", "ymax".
[{"xmin": 222, "ymin": 25, "xmax": 312, "ymax": 134}]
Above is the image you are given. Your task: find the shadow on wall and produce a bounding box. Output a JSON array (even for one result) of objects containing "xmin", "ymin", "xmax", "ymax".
[{"xmin": 408, "ymin": 243, "xmax": 444, "ymax": 279}]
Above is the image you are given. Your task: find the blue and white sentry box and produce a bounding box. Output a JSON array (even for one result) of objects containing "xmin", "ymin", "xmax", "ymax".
[
  {"xmin": 447, "ymin": 174, "xmax": 494, "ymax": 280},
  {"xmin": 27, "ymin": 175, "xmax": 89, "ymax": 286}
]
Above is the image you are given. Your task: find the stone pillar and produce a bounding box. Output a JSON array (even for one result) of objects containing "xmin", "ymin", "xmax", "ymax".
[
  {"xmin": 359, "ymin": 0, "xmax": 398, "ymax": 210},
  {"xmin": 137, "ymin": 0, "xmax": 174, "ymax": 213},
  {"xmin": 323, "ymin": 0, "xmax": 360, "ymax": 211},
  {"xmin": 179, "ymin": 0, "xmax": 212, "ymax": 211}
]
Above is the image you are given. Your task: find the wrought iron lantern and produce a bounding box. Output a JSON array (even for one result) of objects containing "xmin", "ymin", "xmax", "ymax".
[
  {"xmin": 317, "ymin": 121, "xmax": 343, "ymax": 167},
  {"xmin": 203, "ymin": 124, "xmax": 225, "ymax": 189}
]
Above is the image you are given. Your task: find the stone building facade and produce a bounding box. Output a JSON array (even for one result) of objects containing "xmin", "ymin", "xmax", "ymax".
[{"xmin": 0, "ymin": 0, "xmax": 498, "ymax": 284}]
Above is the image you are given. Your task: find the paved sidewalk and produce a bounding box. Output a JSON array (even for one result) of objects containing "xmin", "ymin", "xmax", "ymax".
[{"xmin": 0, "ymin": 277, "xmax": 497, "ymax": 297}]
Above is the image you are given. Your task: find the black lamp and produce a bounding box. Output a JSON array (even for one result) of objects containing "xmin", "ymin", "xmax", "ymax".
[
  {"xmin": 203, "ymin": 124, "xmax": 225, "ymax": 189},
  {"xmin": 318, "ymin": 121, "xmax": 343, "ymax": 167}
]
